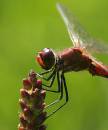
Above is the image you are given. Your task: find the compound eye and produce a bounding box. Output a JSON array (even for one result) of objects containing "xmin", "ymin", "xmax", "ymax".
[
  {"xmin": 36, "ymin": 48, "xmax": 55, "ymax": 70},
  {"xmin": 36, "ymin": 53, "xmax": 46, "ymax": 69}
]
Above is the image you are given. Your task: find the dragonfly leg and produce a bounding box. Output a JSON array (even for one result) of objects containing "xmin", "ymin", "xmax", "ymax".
[
  {"xmin": 62, "ymin": 73, "xmax": 69, "ymax": 103},
  {"xmin": 37, "ymin": 69, "xmax": 61, "ymax": 93},
  {"xmin": 42, "ymin": 71, "xmax": 56, "ymax": 88},
  {"xmin": 36, "ymin": 69, "xmax": 56, "ymax": 90},
  {"xmin": 39, "ymin": 68, "xmax": 54, "ymax": 75},
  {"xmin": 46, "ymin": 72, "xmax": 69, "ymax": 118},
  {"xmin": 43, "ymin": 71, "xmax": 61, "ymax": 93},
  {"xmin": 37, "ymin": 68, "xmax": 55, "ymax": 81},
  {"xmin": 45, "ymin": 71, "xmax": 63, "ymax": 108}
]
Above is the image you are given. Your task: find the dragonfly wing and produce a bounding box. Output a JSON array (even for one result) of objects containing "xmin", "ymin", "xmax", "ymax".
[
  {"xmin": 56, "ymin": 3, "xmax": 108, "ymax": 54},
  {"xmin": 57, "ymin": 3, "xmax": 80, "ymax": 47},
  {"xmin": 56, "ymin": 3, "xmax": 89, "ymax": 47},
  {"xmin": 84, "ymin": 38, "xmax": 108, "ymax": 54}
]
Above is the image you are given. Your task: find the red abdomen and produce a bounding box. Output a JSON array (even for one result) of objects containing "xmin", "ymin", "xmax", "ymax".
[{"xmin": 89, "ymin": 61, "xmax": 108, "ymax": 78}]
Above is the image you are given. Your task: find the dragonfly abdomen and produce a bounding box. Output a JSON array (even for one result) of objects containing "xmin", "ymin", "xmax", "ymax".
[{"xmin": 89, "ymin": 61, "xmax": 108, "ymax": 78}]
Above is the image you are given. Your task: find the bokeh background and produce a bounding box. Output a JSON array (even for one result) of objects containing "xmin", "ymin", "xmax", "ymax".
[{"xmin": 0, "ymin": 0, "xmax": 108, "ymax": 130}]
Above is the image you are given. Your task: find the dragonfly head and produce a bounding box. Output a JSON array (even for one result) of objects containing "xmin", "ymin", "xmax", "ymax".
[{"xmin": 36, "ymin": 48, "xmax": 56, "ymax": 70}]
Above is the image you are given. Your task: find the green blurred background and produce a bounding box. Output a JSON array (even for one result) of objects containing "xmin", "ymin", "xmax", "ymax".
[{"xmin": 0, "ymin": 0, "xmax": 108, "ymax": 130}]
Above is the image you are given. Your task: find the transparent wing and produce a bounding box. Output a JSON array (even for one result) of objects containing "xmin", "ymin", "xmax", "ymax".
[{"xmin": 56, "ymin": 3, "xmax": 108, "ymax": 54}]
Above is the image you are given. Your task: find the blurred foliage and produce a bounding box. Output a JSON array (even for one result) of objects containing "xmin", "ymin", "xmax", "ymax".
[{"xmin": 0, "ymin": 0, "xmax": 108, "ymax": 130}]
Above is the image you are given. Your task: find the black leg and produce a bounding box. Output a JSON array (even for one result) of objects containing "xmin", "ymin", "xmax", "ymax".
[
  {"xmin": 45, "ymin": 71, "xmax": 63, "ymax": 108},
  {"xmin": 36, "ymin": 69, "xmax": 57, "ymax": 91},
  {"xmin": 62, "ymin": 73, "xmax": 69, "ymax": 102},
  {"xmin": 43, "ymin": 71, "xmax": 61, "ymax": 93},
  {"xmin": 46, "ymin": 72, "xmax": 69, "ymax": 118},
  {"xmin": 39, "ymin": 67, "xmax": 54, "ymax": 75},
  {"xmin": 47, "ymin": 73, "xmax": 68, "ymax": 118},
  {"xmin": 42, "ymin": 71, "xmax": 56, "ymax": 88},
  {"xmin": 37, "ymin": 68, "xmax": 55, "ymax": 81}
]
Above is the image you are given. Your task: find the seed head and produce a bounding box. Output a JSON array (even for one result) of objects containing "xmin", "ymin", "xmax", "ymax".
[{"xmin": 18, "ymin": 70, "xmax": 47, "ymax": 130}]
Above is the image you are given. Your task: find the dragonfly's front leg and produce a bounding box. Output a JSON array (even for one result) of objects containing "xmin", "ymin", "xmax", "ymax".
[
  {"xmin": 36, "ymin": 68, "xmax": 56, "ymax": 88},
  {"xmin": 37, "ymin": 67, "xmax": 55, "ymax": 80},
  {"xmin": 43, "ymin": 71, "xmax": 61, "ymax": 93}
]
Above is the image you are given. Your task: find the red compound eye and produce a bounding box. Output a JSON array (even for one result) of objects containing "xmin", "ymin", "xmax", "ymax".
[
  {"xmin": 36, "ymin": 53, "xmax": 46, "ymax": 69},
  {"xmin": 36, "ymin": 48, "xmax": 55, "ymax": 70}
]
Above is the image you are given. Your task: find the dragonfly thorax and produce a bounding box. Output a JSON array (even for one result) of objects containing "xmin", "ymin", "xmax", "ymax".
[{"xmin": 58, "ymin": 47, "xmax": 92, "ymax": 72}]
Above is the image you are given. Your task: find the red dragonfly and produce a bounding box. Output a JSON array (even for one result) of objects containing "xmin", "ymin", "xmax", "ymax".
[{"xmin": 36, "ymin": 3, "xmax": 108, "ymax": 117}]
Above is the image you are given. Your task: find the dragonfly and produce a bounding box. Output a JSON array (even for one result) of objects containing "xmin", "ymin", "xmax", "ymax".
[{"xmin": 36, "ymin": 3, "xmax": 108, "ymax": 118}]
